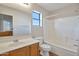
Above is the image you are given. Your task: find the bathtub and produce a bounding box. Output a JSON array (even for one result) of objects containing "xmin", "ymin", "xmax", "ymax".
[{"xmin": 45, "ymin": 41, "xmax": 78, "ymax": 56}]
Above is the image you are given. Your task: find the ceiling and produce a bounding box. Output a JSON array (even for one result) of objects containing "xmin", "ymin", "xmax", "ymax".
[
  {"xmin": 0, "ymin": 3, "xmax": 32, "ymax": 14},
  {"xmin": 0, "ymin": 3, "xmax": 74, "ymax": 13},
  {"xmin": 37, "ymin": 3, "xmax": 72, "ymax": 12}
]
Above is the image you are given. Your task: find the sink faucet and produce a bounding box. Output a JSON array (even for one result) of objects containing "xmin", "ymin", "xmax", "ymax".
[
  {"xmin": 12, "ymin": 36, "xmax": 19, "ymax": 43},
  {"xmin": 13, "ymin": 39, "xmax": 19, "ymax": 42}
]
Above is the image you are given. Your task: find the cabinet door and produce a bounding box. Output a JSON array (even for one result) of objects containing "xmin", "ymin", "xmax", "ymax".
[
  {"xmin": 25, "ymin": 46, "xmax": 30, "ymax": 56},
  {"xmin": 30, "ymin": 43, "xmax": 39, "ymax": 56},
  {"xmin": 9, "ymin": 46, "xmax": 30, "ymax": 56}
]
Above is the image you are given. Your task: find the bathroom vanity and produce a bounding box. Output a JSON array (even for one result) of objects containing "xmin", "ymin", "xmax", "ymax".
[
  {"xmin": 0, "ymin": 37, "xmax": 40, "ymax": 56},
  {"xmin": 0, "ymin": 13, "xmax": 40, "ymax": 56},
  {"xmin": 0, "ymin": 43, "xmax": 39, "ymax": 56}
]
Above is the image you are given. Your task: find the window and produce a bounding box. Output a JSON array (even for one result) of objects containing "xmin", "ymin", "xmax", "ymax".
[{"xmin": 32, "ymin": 11, "xmax": 42, "ymax": 27}]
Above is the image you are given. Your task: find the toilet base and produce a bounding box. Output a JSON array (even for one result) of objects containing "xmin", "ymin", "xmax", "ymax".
[{"xmin": 40, "ymin": 50, "xmax": 49, "ymax": 56}]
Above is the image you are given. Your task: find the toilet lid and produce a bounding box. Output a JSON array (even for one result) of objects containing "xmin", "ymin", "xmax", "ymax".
[{"xmin": 40, "ymin": 44, "xmax": 51, "ymax": 48}]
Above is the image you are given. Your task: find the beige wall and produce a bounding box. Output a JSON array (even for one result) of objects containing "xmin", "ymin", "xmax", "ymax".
[
  {"xmin": 0, "ymin": 4, "xmax": 50, "ymax": 37},
  {"xmin": 44, "ymin": 4, "xmax": 79, "ymax": 55},
  {"xmin": 31, "ymin": 4, "xmax": 50, "ymax": 37},
  {"xmin": 0, "ymin": 5, "xmax": 31, "ymax": 36}
]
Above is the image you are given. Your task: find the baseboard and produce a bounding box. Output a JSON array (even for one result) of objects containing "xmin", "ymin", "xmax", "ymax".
[
  {"xmin": 39, "ymin": 51, "xmax": 58, "ymax": 56},
  {"xmin": 49, "ymin": 51, "xmax": 58, "ymax": 56}
]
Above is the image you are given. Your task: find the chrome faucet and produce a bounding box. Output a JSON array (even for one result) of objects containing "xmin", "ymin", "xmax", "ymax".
[
  {"xmin": 13, "ymin": 39, "xmax": 19, "ymax": 42},
  {"xmin": 12, "ymin": 36, "xmax": 19, "ymax": 43}
]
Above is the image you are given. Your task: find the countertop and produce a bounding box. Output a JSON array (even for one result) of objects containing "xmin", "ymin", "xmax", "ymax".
[{"xmin": 0, "ymin": 35, "xmax": 39, "ymax": 54}]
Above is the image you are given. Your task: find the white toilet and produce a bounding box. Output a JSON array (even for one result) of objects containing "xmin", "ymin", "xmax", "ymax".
[
  {"xmin": 33, "ymin": 37, "xmax": 51, "ymax": 56},
  {"xmin": 40, "ymin": 44, "xmax": 51, "ymax": 56}
]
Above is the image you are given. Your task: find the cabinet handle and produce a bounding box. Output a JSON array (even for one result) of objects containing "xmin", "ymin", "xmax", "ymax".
[{"xmin": 74, "ymin": 44, "xmax": 79, "ymax": 47}]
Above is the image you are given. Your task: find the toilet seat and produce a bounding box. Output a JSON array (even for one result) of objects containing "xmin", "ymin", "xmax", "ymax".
[{"xmin": 40, "ymin": 44, "xmax": 51, "ymax": 51}]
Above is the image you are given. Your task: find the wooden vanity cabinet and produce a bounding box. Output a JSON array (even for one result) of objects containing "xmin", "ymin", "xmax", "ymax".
[
  {"xmin": 30, "ymin": 43, "xmax": 39, "ymax": 56},
  {"xmin": 0, "ymin": 43, "xmax": 39, "ymax": 56},
  {"xmin": 0, "ymin": 31, "xmax": 13, "ymax": 37}
]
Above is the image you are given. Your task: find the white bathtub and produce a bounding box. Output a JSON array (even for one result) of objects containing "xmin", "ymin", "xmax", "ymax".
[{"xmin": 45, "ymin": 41, "xmax": 78, "ymax": 56}]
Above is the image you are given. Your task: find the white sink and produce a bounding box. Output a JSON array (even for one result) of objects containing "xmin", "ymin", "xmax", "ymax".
[
  {"xmin": 9, "ymin": 42, "xmax": 25, "ymax": 47},
  {"xmin": 0, "ymin": 42, "xmax": 25, "ymax": 51},
  {"xmin": 0, "ymin": 39, "xmax": 32, "ymax": 48},
  {"xmin": 19, "ymin": 38, "xmax": 33, "ymax": 42}
]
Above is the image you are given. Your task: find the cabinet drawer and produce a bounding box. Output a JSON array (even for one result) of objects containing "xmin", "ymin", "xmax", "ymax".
[{"xmin": 9, "ymin": 46, "xmax": 30, "ymax": 56}]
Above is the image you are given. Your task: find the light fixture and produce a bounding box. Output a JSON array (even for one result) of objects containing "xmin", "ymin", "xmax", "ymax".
[
  {"xmin": 23, "ymin": 3, "xmax": 30, "ymax": 5},
  {"xmin": 18, "ymin": 3, "xmax": 31, "ymax": 8}
]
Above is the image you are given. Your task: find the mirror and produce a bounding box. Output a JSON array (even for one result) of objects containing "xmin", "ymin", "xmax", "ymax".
[{"xmin": 0, "ymin": 14, "xmax": 13, "ymax": 37}]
